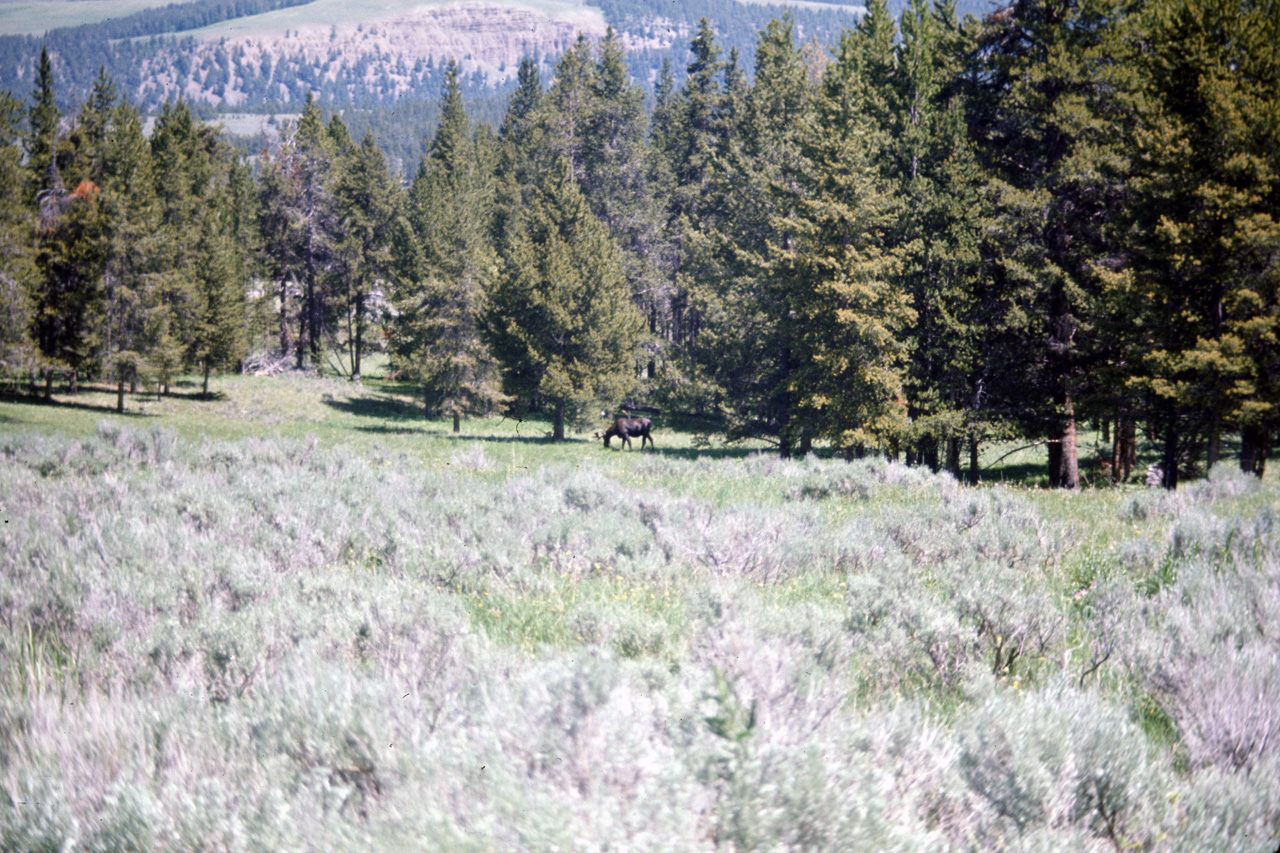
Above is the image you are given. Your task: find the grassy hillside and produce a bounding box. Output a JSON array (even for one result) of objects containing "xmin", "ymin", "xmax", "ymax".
[
  {"xmin": 0, "ymin": 0, "xmax": 177, "ymax": 37},
  {"xmin": 1, "ymin": 373, "xmax": 1277, "ymax": 849}
]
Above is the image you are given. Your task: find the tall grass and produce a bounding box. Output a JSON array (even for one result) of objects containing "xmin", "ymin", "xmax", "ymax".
[{"xmin": 1, "ymin": 411, "xmax": 1277, "ymax": 850}]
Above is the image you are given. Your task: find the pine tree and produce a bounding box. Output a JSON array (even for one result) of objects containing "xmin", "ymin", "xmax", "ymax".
[
  {"xmin": 27, "ymin": 47, "xmax": 59, "ymax": 206},
  {"xmin": 581, "ymin": 27, "xmax": 664, "ymax": 380},
  {"xmin": 666, "ymin": 18, "xmax": 728, "ymax": 221},
  {"xmin": 291, "ymin": 94, "xmax": 337, "ymax": 370},
  {"xmin": 493, "ymin": 57, "xmax": 545, "ymax": 247},
  {"xmin": 1117, "ymin": 0, "xmax": 1280, "ymax": 482},
  {"xmin": 99, "ymin": 97, "xmax": 162, "ymax": 410},
  {"xmin": 773, "ymin": 21, "xmax": 913, "ymax": 456},
  {"xmin": 488, "ymin": 160, "xmax": 642, "ymax": 439},
  {"xmin": 145, "ymin": 100, "xmax": 252, "ymax": 393},
  {"xmin": 192, "ymin": 188, "xmax": 247, "ymax": 396},
  {"xmin": 680, "ymin": 13, "xmax": 814, "ymax": 451},
  {"xmin": 31, "ymin": 60, "xmax": 110, "ymax": 397},
  {"xmin": 889, "ymin": 0, "xmax": 991, "ymax": 477},
  {"xmin": 966, "ymin": 0, "xmax": 1135, "ymax": 488},
  {"xmin": 654, "ymin": 20, "xmax": 735, "ymax": 383},
  {"xmin": 543, "ymin": 35, "xmax": 595, "ymax": 182},
  {"xmin": 395, "ymin": 62, "xmax": 506, "ymax": 429},
  {"xmin": 148, "ymin": 99, "xmax": 206, "ymax": 392},
  {"xmin": 0, "ymin": 92, "xmax": 37, "ymax": 383},
  {"xmin": 331, "ymin": 131, "xmax": 405, "ymax": 380}
]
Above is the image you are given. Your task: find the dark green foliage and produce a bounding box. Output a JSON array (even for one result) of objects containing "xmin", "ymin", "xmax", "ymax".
[
  {"xmin": 30, "ymin": 65, "xmax": 109, "ymax": 391},
  {"xmin": 0, "ymin": 92, "xmax": 37, "ymax": 382},
  {"xmin": 393, "ymin": 63, "xmax": 506, "ymax": 428},
  {"xmin": 26, "ymin": 48, "xmax": 59, "ymax": 205},
  {"xmin": 98, "ymin": 97, "xmax": 162, "ymax": 404},
  {"xmin": 330, "ymin": 131, "xmax": 404, "ymax": 380},
  {"xmin": 963, "ymin": 0, "xmax": 1139, "ymax": 488},
  {"xmin": 773, "ymin": 21, "xmax": 912, "ymax": 455},
  {"xmin": 488, "ymin": 160, "xmax": 643, "ymax": 439},
  {"xmin": 1114, "ymin": 0, "xmax": 1280, "ymax": 483},
  {"xmin": 675, "ymin": 14, "xmax": 810, "ymax": 448}
]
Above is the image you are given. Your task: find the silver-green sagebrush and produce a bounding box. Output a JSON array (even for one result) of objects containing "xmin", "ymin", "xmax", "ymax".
[{"xmin": 1, "ymin": 420, "xmax": 1277, "ymax": 850}]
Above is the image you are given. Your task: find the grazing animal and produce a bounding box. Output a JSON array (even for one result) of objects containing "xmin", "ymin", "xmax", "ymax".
[{"xmin": 603, "ymin": 417, "xmax": 653, "ymax": 450}]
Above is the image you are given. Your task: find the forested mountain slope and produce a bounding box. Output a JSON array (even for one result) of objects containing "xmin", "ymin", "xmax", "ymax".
[{"xmin": 0, "ymin": 0, "xmax": 993, "ymax": 116}]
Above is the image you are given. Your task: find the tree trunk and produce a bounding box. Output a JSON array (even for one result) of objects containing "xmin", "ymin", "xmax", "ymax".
[
  {"xmin": 1121, "ymin": 418, "xmax": 1137, "ymax": 481},
  {"xmin": 1111, "ymin": 417, "xmax": 1124, "ymax": 482},
  {"xmin": 69, "ymin": 369, "xmax": 77, "ymax": 396},
  {"xmin": 43, "ymin": 369, "xmax": 52, "ymax": 401},
  {"xmin": 346, "ymin": 279, "xmax": 355, "ymax": 379},
  {"xmin": 1059, "ymin": 393, "xmax": 1079, "ymax": 490},
  {"xmin": 453, "ymin": 412, "xmax": 460, "ymax": 434},
  {"xmin": 946, "ymin": 437, "xmax": 961, "ymax": 479},
  {"xmin": 117, "ymin": 379, "xmax": 125, "ymax": 413},
  {"xmin": 553, "ymin": 401, "xmax": 566, "ymax": 441},
  {"xmin": 1048, "ymin": 441, "xmax": 1062, "ymax": 488},
  {"xmin": 297, "ymin": 298, "xmax": 307, "ymax": 370},
  {"xmin": 968, "ymin": 433, "xmax": 980, "ymax": 486},
  {"xmin": 1206, "ymin": 410, "xmax": 1221, "ymax": 471},
  {"xmin": 202, "ymin": 364, "xmax": 210, "ymax": 397},
  {"xmin": 1162, "ymin": 412, "xmax": 1180, "ymax": 490},
  {"xmin": 1241, "ymin": 422, "xmax": 1270, "ymax": 477},
  {"xmin": 306, "ymin": 225, "xmax": 321, "ymax": 372},
  {"xmin": 921, "ymin": 437, "xmax": 939, "ymax": 473},
  {"xmin": 353, "ymin": 292, "xmax": 365, "ymax": 380},
  {"xmin": 279, "ymin": 277, "xmax": 291, "ymax": 358}
]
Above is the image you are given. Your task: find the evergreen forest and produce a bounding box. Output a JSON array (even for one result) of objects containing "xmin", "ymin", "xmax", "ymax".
[{"xmin": 2, "ymin": 0, "xmax": 1278, "ymax": 489}]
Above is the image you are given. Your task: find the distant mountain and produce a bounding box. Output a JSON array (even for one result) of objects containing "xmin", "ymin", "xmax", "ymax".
[{"xmin": 0, "ymin": 0, "xmax": 998, "ymax": 114}]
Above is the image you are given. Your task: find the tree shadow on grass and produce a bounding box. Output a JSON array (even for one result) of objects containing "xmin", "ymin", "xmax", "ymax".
[
  {"xmin": 439, "ymin": 433, "xmax": 578, "ymax": 445},
  {"xmin": 0, "ymin": 390, "xmax": 156, "ymax": 418},
  {"xmin": 981, "ymin": 461, "xmax": 1048, "ymax": 486},
  {"xmin": 323, "ymin": 393, "xmax": 425, "ymax": 423},
  {"xmin": 163, "ymin": 388, "xmax": 229, "ymax": 402},
  {"xmin": 328, "ymin": 393, "xmax": 767, "ymax": 458},
  {"xmin": 353, "ymin": 424, "xmax": 429, "ymax": 436}
]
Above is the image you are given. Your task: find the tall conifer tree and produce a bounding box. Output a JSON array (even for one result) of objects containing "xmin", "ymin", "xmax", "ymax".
[
  {"xmin": 395, "ymin": 61, "xmax": 505, "ymax": 428},
  {"xmin": 774, "ymin": 20, "xmax": 913, "ymax": 455},
  {"xmin": 1117, "ymin": 0, "xmax": 1280, "ymax": 482},
  {"xmin": 0, "ymin": 92, "xmax": 37, "ymax": 381},
  {"xmin": 100, "ymin": 97, "xmax": 161, "ymax": 408},
  {"xmin": 332, "ymin": 131, "xmax": 403, "ymax": 380},
  {"xmin": 488, "ymin": 160, "xmax": 642, "ymax": 439},
  {"xmin": 966, "ymin": 0, "xmax": 1133, "ymax": 488}
]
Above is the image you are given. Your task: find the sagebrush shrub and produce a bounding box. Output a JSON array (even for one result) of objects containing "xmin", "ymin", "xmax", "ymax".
[{"xmin": 2, "ymin": 424, "xmax": 1278, "ymax": 851}]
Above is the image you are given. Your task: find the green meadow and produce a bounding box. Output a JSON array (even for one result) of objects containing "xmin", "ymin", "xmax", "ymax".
[
  {"xmin": 0, "ymin": 0, "xmax": 177, "ymax": 37},
  {"xmin": 1, "ymin": 372, "xmax": 1277, "ymax": 850}
]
